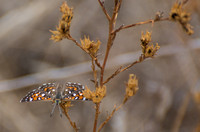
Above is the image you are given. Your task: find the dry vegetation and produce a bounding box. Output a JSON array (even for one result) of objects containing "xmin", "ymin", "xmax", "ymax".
[{"xmin": 0, "ymin": 0, "xmax": 199, "ymax": 132}]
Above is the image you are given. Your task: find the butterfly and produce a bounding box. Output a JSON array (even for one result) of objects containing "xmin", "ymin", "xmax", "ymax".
[{"xmin": 20, "ymin": 82, "xmax": 88, "ymax": 117}]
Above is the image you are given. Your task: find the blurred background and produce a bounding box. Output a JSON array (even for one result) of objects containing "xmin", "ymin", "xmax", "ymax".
[{"xmin": 0, "ymin": 0, "xmax": 200, "ymax": 132}]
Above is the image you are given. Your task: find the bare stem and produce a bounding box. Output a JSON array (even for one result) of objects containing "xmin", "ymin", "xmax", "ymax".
[
  {"xmin": 93, "ymin": 103, "xmax": 100, "ymax": 132},
  {"xmin": 92, "ymin": 58, "xmax": 98, "ymax": 87},
  {"xmin": 60, "ymin": 104, "xmax": 79, "ymax": 132},
  {"xmin": 97, "ymin": 0, "xmax": 111, "ymax": 21},
  {"xmin": 98, "ymin": 95, "xmax": 129, "ymax": 132},
  {"xmin": 103, "ymin": 55, "xmax": 146, "ymax": 85},
  {"xmin": 113, "ymin": 17, "xmax": 169, "ymax": 34},
  {"xmin": 100, "ymin": 1, "xmax": 123, "ymax": 86}
]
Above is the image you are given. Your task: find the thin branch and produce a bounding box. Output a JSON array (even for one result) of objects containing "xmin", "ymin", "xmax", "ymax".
[
  {"xmin": 103, "ymin": 55, "xmax": 145, "ymax": 85},
  {"xmin": 112, "ymin": 17, "xmax": 169, "ymax": 34},
  {"xmin": 97, "ymin": 0, "xmax": 111, "ymax": 21},
  {"xmin": 103, "ymin": 66, "xmax": 122, "ymax": 85},
  {"xmin": 67, "ymin": 34, "xmax": 102, "ymax": 69},
  {"xmin": 97, "ymin": 105, "xmax": 122, "ymax": 132},
  {"xmin": 98, "ymin": 95, "xmax": 129, "ymax": 132},
  {"xmin": 93, "ymin": 103, "xmax": 100, "ymax": 132},
  {"xmin": 92, "ymin": 58, "xmax": 98, "ymax": 87},
  {"xmin": 100, "ymin": 1, "xmax": 123, "ymax": 86},
  {"xmin": 60, "ymin": 104, "xmax": 79, "ymax": 132},
  {"xmin": 94, "ymin": 57, "xmax": 103, "ymax": 70}
]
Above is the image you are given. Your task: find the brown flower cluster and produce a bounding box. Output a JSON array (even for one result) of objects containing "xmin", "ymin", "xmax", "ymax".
[
  {"xmin": 125, "ymin": 74, "xmax": 139, "ymax": 98},
  {"xmin": 50, "ymin": 2, "xmax": 73, "ymax": 42},
  {"xmin": 169, "ymin": 3, "xmax": 193, "ymax": 35},
  {"xmin": 80, "ymin": 36, "xmax": 101, "ymax": 56},
  {"xmin": 140, "ymin": 31, "xmax": 160, "ymax": 58},
  {"xmin": 83, "ymin": 85, "xmax": 106, "ymax": 103}
]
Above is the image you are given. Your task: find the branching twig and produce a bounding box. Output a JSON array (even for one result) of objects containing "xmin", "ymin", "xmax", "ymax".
[
  {"xmin": 97, "ymin": 0, "xmax": 111, "ymax": 21},
  {"xmin": 103, "ymin": 55, "xmax": 146, "ymax": 85},
  {"xmin": 98, "ymin": 95, "xmax": 129, "ymax": 132},
  {"xmin": 67, "ymin": 34, "xmax": 102, "ymax": 69},
  {"xmin": 112, "ymin": 17, "xmax": 169, "ymax": 34},
  {"xmin": 100, "ymin": 1, "xmax": 123, "ymax": 87},
  {"xmin": 60, "ymin": 104, "xmax": 79, "ymax": 132}
]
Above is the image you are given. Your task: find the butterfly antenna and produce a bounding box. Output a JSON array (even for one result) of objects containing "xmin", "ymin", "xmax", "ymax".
[
  {"xmin": 58, "ymin": 105, "xmax": 62, "ymax": 117},
  {"xmin": 50, "ymin": 103, "xmax": 57, "ymax": 117}
]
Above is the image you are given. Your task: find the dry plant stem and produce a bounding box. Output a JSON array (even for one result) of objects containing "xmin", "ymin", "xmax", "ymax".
[
  {"xmin": 93, "ymin": 103, "xmax": 100, "ymax": 132},
  {"xmin": 102, "ymin": 18, "xmax": 170, "ymax": 85},
  {"xmin": 113, "ymin": 17, "xmax": 169, "ymax": 34},
  {"xmin": 97, "ymin": 0, "xmax": 111, "ymax": 21},
  {"xmin": 67, "ymin": 34, "xmax": 102, "ymax": 69},
  {"xmin": 96, "ymin": 1, "xmax": 123, "ymax": 132},
  {"xmin": 60, "ymin": 104, "xmax": 79, "ymax": 132},
  {"xmin": 103, "ymin": 56, "xmax": 144, "ymax": 85},
  {"xmin": 92, "ymin": 58, "xmax": 98, "ymax": 87},
  {"xmin": 98, "ymin": 96, "xmax": 129, "ymax": 132},
  {"xmin": 100, "ymin": 0, "xmax": 123, "ymax": 86}
]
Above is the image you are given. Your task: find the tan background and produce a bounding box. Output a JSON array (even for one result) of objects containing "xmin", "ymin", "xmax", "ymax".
[{"xmin": 0, "ymin": 0, "xmax": 200, "ymax": 132}]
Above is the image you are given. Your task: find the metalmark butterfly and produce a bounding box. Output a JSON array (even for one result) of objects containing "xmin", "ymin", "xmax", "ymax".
[{"xmin": 20, "ymin": 82, "xmax": 88, "ymax": 117}]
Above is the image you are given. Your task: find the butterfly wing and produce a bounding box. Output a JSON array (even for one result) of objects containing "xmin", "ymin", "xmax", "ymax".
[
  {"xmin": 20, "ymin": 83, "xmax": 57, "ymax": 102},
  {"xmin": 62, "ymin": 82, "xmax": 87, "ymax": 101}
]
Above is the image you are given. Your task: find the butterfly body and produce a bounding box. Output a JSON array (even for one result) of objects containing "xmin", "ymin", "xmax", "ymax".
[{"xmin": 20, "ymin": 82, "xmax": 88, "ymax": 117}]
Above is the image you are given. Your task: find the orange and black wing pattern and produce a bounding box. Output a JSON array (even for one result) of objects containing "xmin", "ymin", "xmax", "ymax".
[
  {"xmin": 20, "ymin": 83, "xmax": 56, "ymax": 102},
  {"xmin": 62, "ymin": 82, "xmax": 88, "ymax": 101}
]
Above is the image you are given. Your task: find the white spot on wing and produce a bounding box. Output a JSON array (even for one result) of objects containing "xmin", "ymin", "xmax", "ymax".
[{"xmin": 29, "ymin": 98, "xmax": 33, "ymax": 101}]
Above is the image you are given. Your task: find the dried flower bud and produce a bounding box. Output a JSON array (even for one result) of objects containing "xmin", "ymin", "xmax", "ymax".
[
  {"xmin": 50, "ymin": 2, "xmax": 73, "ymax": 42},
  {"xmin": 154, "ymin": 11, "xmax": 164, "ymax": 21},
  {"xmin": 83, "ymin": 85, "xmax": 106, "ymax": 103},
  {"xmin": 126, "ymin": 74, "xmax": 139, "ymax": 97},
  {"xmin": 140, "ymin": 31, "xmax": 160, "ymax": 58},
  {"xmin": 169, "ymin": 3, "xmax": 194, "ymax": 35},
  {"xmin": 60, "ymin": 101, "xmax": 72, "ymax": 112},
  {"xmin": 140, "ymin": 31, "xmax": 151, "ymax": 47},
  {"xmin": 81, "ymin": 36, "xmax": 101, "ymax": 56},
  {"xmin": 170, "ymin": 3, "xmax": 182, "ymax": 21},
  {"xmin": 144, "ymin": 43, "xmax": 160, "ymax": 58}
]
